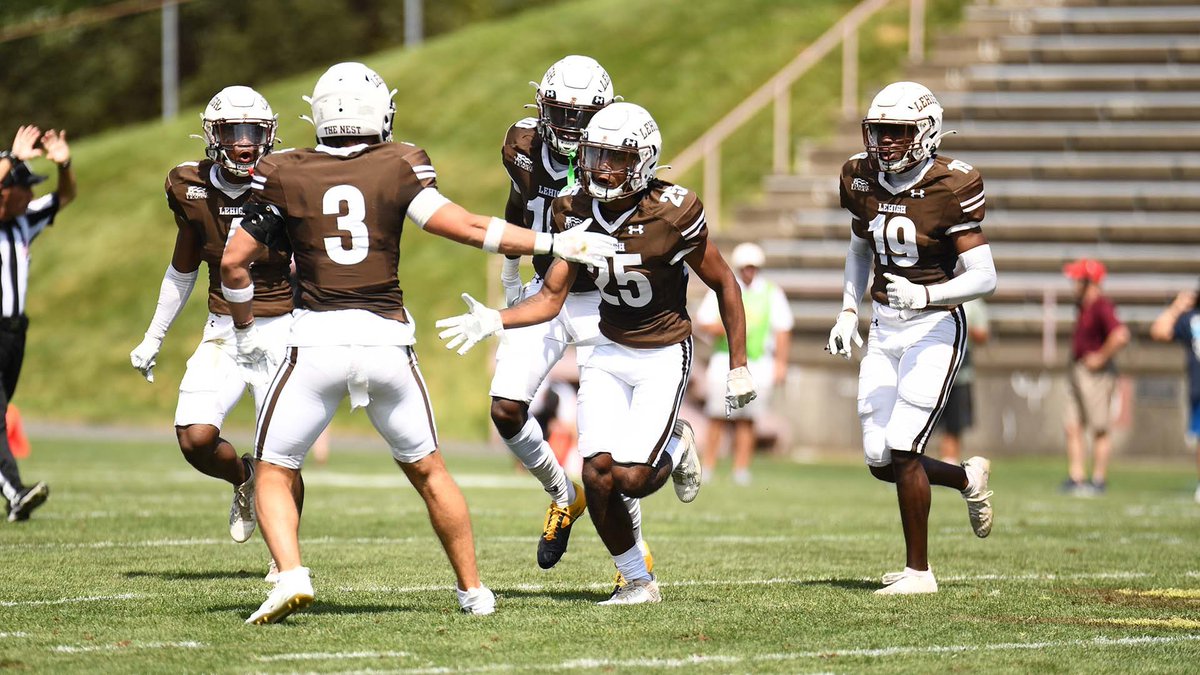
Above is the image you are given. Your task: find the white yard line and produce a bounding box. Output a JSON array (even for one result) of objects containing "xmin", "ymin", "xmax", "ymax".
[
  {"xmin": 323, "ymin": 635, "xmax": 1200, "ymax": 674},
  {"xmin": 52, "ymin": 640, "xmax": 203, "ymax": 654},
  {"xmin": 0, "ymin": 593, "xmax": 140, "ymax": 607},
  {"xmin": 0, "ymin": 632, "xmax": 29, "ymax": 638},
  {"xmin": 256, "ymin": 651, "xmax": 413, "ymax": 662}
]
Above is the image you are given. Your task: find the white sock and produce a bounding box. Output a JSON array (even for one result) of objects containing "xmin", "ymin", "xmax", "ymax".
[
  {"xmin": 502, "ymin": 417, "xmax": 571, "ymax": 506},
  {"xmin": 663, "ymin": 433, "xmax": 684, "ymax": 471},
  {"xmin": 612, "ymin": 543, "xmax": 650, "ymax": 583},
  {"xmin": 622, "ymin": 494, "xmax": 643, "ymax": 544}
]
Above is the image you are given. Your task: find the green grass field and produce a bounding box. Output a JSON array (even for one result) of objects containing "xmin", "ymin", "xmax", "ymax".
[{"xmin": 1, "ymin": 438, "xmax": 1197, "ymax": 673}]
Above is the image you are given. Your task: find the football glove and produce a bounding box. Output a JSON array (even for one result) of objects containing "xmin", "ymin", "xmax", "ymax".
[
  {"xmin": 435, "ymin": 293, "xmax": 504, "ymax": 356},
  {"xmin": 501, "ymin": 257, "xmax": 523, "ymax": 308},
  {"xmin": 551, "ymin": 219, "xmax": 618, "ymax": 268},
  {"xmin": 883, "ymin": 273, "xmax": 929, "ymax": 310},
  {"xmin": 129, "ymin": 334, "xmax": 162, "ymax": 383},
  {"xmin": 825, "ymin": 310, "xmax": 863, "ymax": 360},
  {"xmin": 233, "ymin": 324, "xmax": 275, "ymax": 388},
  {"xmin": 725, "ymin": 366, "xmax": 757, "ymax": 417}
]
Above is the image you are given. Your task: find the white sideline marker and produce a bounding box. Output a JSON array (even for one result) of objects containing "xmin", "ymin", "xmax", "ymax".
[
  {"xmin": 0, "ymin": 593, "xmax": 140, "ymax": 607},
  {"xmin": 52, "ymin": 641, "xmax": 203, "ymax": 654},
  {"xmin": 256, "ymin": 651, "xmax": 413, "ymax": 662}
]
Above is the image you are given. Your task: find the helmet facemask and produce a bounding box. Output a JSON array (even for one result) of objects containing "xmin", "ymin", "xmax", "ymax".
[
  {"xmin": 579, "ymin": 140, "xmax": 647, "ymax": 202},
  {"xmin": 537, "ymin": 93, "xmax": 604, "ymax": 156},
  {"xmin": 862, "ymin": 119, "xmax": 930, "ymax": 174},
  {"xmin": 204, "ymin": 119, "xmax": 277, "ymax": 177}
]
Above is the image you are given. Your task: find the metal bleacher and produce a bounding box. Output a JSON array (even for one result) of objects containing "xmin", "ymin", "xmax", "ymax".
[{"xmin": 732, "ymin": 0, "xmax": 1200, "ymax": 375}]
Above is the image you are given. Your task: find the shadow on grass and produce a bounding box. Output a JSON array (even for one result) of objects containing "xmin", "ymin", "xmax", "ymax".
[
  {"xmin": 495, "ymin": 587, "xmax": 607, "ymax": 603},
  {"xmin": 206, "ymin": 601, "xmax": 419, "ymax": 617},
  {"xmin": 793, "ymin": 578, "xmax": 882, "ymax": 591},
  {"xmin": 124, "ymin": 569, "xmax": 264, "ymax": 581}
]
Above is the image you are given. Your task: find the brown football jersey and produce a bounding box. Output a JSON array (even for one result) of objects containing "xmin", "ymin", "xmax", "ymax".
[
  {"xmin": 839, "ymin": 153, "xmax": 986, "ymax": 306},
  {"xmin": 550, "ymin": 180, "xmax": 707, "ymax": 348},
  {"xmin": 245, "ymin": 142, "xmax": 436, "ymax": 322},
  {"xmin": 501, "ymin": 118, "xmax": 596, "ymax": 293},
  {"xmin": 164, "ymin": 160, "xmax": 292, "ymax": 317}
]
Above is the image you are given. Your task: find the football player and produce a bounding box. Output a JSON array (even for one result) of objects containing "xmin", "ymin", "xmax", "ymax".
[
  {"xmin": 128, "ymin": 86, "xmax": 303, "ymax": 560},
  {"xmin": 826, "ymin": 81, "xmax": 996, "ymax": 594},
  {"xmin": 220, "ymin": 62, "xmax": 618, "ymax": 624},
  {"xmin": 437, "ymin": 102, "xmax": 757, "ymax": 605},
  {"xmin": 492, "ymin": 55, "xmax": 651, "ymax": 579}
]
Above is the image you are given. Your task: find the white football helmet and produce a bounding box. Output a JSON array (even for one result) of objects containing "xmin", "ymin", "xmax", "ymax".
[
  {"xmin": 861, "ymin": 81, "xmax": 944, "ymax": 173},
  {"xmin": 303, "ymin": 62, "xmax": 397, "ymax": 143},
  {"xmin": 534, "ymin": 55, "xmax": 615, "ymax": 156},
  {"xmin": 202, "ymin": 86, "xmax": 277, "ymax": 177},
  {"xmin": 577, "ymin": 102, "xmax": 661, "ymax": 202}
]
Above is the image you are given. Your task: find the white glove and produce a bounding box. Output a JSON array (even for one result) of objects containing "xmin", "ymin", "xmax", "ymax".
[
  {"xmin": 725, "ymin": 366, "xmax": 757, "ymax": 417},
  {"xmin": 883, "ymin": 273, "xmax": 929, "ymax": 310},
  {"xmin": 501, "ymin": 257, "xmax": 523, "ymax": 308},
  {"xmin": 233, "ymin": 324, "xmax": 275, "ymax": 388},
  {"xmin": 129, "ymin": 334, "xmax": 162, "ymax": 383},
  {"xmin": 825, "ymin": 310, "xmax": 863, "ymax": 360},
  {"xmin": 551, "ymin": 219, "xmax": 618, "ymax": 268},
  {"xmin": 435, "ymin": 293, "xmax": 504, "ymax": 356}
]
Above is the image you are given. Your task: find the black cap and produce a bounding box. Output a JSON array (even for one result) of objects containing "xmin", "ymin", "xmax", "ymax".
[{"xmin": 1, "ymin": 157, "xmax": 47, "ymax": 188}]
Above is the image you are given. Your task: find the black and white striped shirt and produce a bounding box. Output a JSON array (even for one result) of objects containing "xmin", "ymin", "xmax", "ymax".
[{"xmin": 0, "ymin": 193, "xmax": 58, "ymax": 319}]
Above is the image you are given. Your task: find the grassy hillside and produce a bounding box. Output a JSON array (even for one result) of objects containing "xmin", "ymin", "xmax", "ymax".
[{"xmin": 18, "ymin": 0, "xmax": 965, "ymax": 438}]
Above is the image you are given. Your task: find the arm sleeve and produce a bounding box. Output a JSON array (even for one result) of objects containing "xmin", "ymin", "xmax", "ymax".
[
  {"xmin": 925, "ymin": 244, "xmax": 997, "ymax": 306},
  {"xmin": 669, "ymin": 193, "xmax": 707, "ymax": 265},
  {"xmin": 400, "ymin": 148, "xmax": 438, "ymax": 190},
  {"xmin": 842, "ymin": 232, "xmax": 872, "ymax": 312},
  {"xmin": 144, "ymin": 264, "xmax": 199, "ymax": 341},
  {"xmin": 946, "ymin": 167, "xmax": 986, "ymax": 235}
]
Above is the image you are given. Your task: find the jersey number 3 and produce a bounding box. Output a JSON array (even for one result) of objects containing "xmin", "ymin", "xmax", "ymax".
[
  {"xmin": 323, "ymin": 185, "xmax": 369, "ymax": 265},
  {"xmin": 868, "ymin": 213, "xmax": 918, "ymax": 268}
]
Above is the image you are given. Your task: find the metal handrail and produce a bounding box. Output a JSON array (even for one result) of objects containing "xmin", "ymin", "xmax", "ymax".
[{"xmin": 664, "ymin": 0, "xmax": 926, "ymax": 229}]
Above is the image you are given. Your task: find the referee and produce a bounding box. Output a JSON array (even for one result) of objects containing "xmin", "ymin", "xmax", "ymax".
[{"xmin": 0, "ymin": 125, "xmax": 75, "ymax": 522}]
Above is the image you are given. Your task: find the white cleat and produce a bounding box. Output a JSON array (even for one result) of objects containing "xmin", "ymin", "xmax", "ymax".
[
  {"xmin": 881, "ymin": 570, "xmax": 906, "ymax": 585},
  {"xmin": 670, "ymin": 420, "xmax": 701, "ymax": 503},
  {"xmin": 961, "ymin": 456, "xmax": 993, "ymax": 538},
  {"xmin": 264, "ymin": 558, "xmax": 280, "ymax": 584},
  {"xmin": 246, "ymin": 567, "xmax": 314, "ymax": 624},
  {"xmin": 599, "ymin": 576, "xmax": 661, "ymax": 605},
  {"xmin": 875, "ymin": 569, "xmax": 938, "ymax": 595},
  {"xmin": 229, "ymin": 455, "xmax": 256, "ymax": 543},
  {"xmin": 457, "ymin": 586, "xmax": 496, "ymax": 615}
]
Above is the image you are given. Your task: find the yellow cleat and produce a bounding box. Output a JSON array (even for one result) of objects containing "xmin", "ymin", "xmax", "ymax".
[
  {"xmin": 536, "ymin": 481, "xmax": 586, "ymax": 569},
  {"xmin": 612, "ymin": 540, "xmax": 654, "ymax": 594}
]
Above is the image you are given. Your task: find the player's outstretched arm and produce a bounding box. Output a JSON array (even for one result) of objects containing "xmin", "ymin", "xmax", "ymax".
[
  {"xmin": 412, "ymin": 194, "xmax": 616, "ymax": 267},
  {"xmin": 883, "ymin": 231, "xmax": 996, "ymax": 310},
  {"xmin": 687, "ymin": 242, "xmax": 756, "ymax": 413},
  {"xmin": 827, "ymin": 232, "xmax": 870, "ymax": 359},
  {"xmin": 435, "ymin": 259, "xmax": 576, "ymax": 356},
  {"xmin": 129, "ymin": 224, "xmax": 201, "ymax": 383},
  {"xmin": 220, "ymin": 222, "xmax": 276, "ymax": 388}
]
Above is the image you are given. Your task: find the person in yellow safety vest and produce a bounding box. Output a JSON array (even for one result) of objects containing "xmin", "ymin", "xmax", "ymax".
[{"xmin": 695, "ymin": 242, "xmax": 794, "ymax": 485}]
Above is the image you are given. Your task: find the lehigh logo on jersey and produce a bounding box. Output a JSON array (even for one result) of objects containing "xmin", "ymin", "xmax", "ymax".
[
  {"xmin": 514, "ymin": 153, "xmax": 533, "ymax": 173},
  {"xmin": 219, "ymin": 206, "xmax": 243, "ymax": 216},
  {"xmin": 186, "ymin": 185, "xmax": 208, "ymax": 200},
  {"xmin": 851, "ymin": 178, "xmax": 871, "ymax": 192},
  {"xmin": 910, "ymin": 189, "xmax": 926, "ymax": 199}
]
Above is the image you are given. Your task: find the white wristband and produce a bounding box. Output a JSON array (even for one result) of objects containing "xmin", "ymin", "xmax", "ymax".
[
  {"xmin": 221, "ymin": 283, "xmax": 254, "ymax": 303},
  {"xmin": 534, "ymin": 232, "xmax": 553, "ymax": 256},
  {"xmin": 482, "ymin": 217, "xmax": 506, "ymax": 253}
]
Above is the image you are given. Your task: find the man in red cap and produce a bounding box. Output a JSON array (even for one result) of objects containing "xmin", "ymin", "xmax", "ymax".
[{"xmin": 1062, "ymin": 258, "xmax": 1128, "ymax": 496}]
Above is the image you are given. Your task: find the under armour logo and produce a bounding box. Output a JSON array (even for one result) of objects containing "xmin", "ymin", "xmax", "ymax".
[
  {"xmin": 627, "ymin": 224, "xmax": 645, "ymax": 235},
  {"xmin": 910, "ymin": 189, "xmax": 925, "ymax": 199}
]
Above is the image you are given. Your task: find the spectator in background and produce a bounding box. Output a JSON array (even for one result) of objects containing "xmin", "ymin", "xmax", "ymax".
[
  {"xmin": 935, "ymin": 298, "xmax": 990, "ymax": 463},
  {"xmin": 0, "ymin": 125, "xmax": 75, "ymax": 521},
  {"xmin": 1149, "ymin": 283, "xmax": 1200, "ymax": 504},
  {"xmin": 1062, "ymin": 258, "xmax": 1129, "ymax": 496},
  {"xmin": 696, "ymin": 242, "xmax": 794, "ymax": 485}
]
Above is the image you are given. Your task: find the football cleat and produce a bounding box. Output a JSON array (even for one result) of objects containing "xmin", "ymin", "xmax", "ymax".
[
  {"xmin": 229, "ymin": 455, "xmax": 256, "ymax": 543},
  {"xmin": 670, "ymin": 419, "xmax": 701, "ymax": 503},
  {"xmin": 536, "ymin": 481, "xmax": 586, "ymax": 569},
  {"xmin": 961, "ymin": 456, "xmax": 993, "ymax": 538},
  {"xmin": 246, "ymin": 567, "xmax": 314, "ymax": 624},
  {"xmin": 599, "ymin": 576, "xmax": 661, "ymax": 605},
  {"xmin": 6, "ymin": 482, "xmax": 49, "ymax": 522},
  {"xmin": 881, "ymin": 570, "xmax": 906, "ymax": 585},
  {"xmin": 612, "ymin": 540, "xmax": 654, "ymax": 594},
  {"xmin": 875, "ymin": 569, "xmax": 938, "ymax": 595},
  {"xmin": 457, "ymin": 585, "xmax": 496, "ymax": 616}
]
